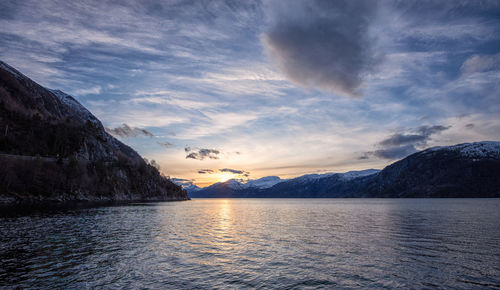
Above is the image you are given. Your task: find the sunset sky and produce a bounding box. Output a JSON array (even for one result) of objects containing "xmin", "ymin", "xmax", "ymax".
[{"xmin": 1, "ymin": 0, "xmax": 499, "ymax": 187}]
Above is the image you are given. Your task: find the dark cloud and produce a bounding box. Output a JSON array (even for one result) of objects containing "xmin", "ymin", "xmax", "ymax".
[
  {"xmin": 379, "ymin": 134, "xmax": 427, "ymax": 147},
  {"xmin": 379, "ymin": 125, "xmax": 450, "ymax": 148},
  {"xmin": 198, "ymin": 169, "xmax": 214, "ymax": 174},
  {"xmin": 465, "ymin": 123, "xmax": 475, "ymax": 129},
  {"xmin": 262, "ymin": 0, "xmax": 380, "ymax": 97},
  {"xmin": 358, "ymin": 154, "xmax": 370, "ymax": 160},
  {"xmin": 365, "ymin": 125, "xmax": 451, "ymax": 159},
  {"xmin": 106, "ymin": 123, "xmax": 154, "ymax": 138},
  {"xmin": 185, "ymin": 147, "xmax": 220, "ymax": 160},
  {"xmin": 157, "ymin": 141, "xmax": 174, "ymax": 148},
  {"xmin": 373, "ymin": 144, "xmax": 419, "ymax": 160},
  {"xmin": 171, "ymin": 178, "xmax": 195, "ymax": 188},
  {"xmin": 219, "ymin": 168, "xmax": 250, "ymax": 177},
  {"xmin": 415, "ymin": 125, "xmax": 450, "ymax": 137},
  {"xmin": 219, "ymin": 168, "xmax": 244, "ymax": 174}
]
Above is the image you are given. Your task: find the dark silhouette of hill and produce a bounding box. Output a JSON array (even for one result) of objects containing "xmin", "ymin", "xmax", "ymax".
[{"xmin": 0, "ymin": 61, "xmax": 187, "ymax": 203}]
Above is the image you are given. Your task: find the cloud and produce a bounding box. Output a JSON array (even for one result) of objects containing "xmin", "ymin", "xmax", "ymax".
[
  {"xmin": 73, "ymin": 86, "xmax": 101, "ymax": 96},
  {"xmin": 185, "ymin": 147, "xmax": 220, "ymax": 160},
  {"xmin": 106, "ymin": 123, "xmax": 154, "ymax": 138},
  {"xmin": 378, "ymin": 134, "xmax": 427, "ymax": 148},
  {"xmin": 461, "ymin": 53, "xmax": 500, "ymax": 75},
  {"xmin": 465, "ymin": 123, "xmax": 475, "ymax": 129},
  {"xmin": 130, "ymin": 91, "xmax": 227, "ymax": 110},
  {"xmin": 89, "ymin": 101, "xmax": 189, "ymax": 129},
  {"xmin": 358, "ymin": 154, "xmax": 370, "ymax": 160},
  {"xmin": 373, "ymin": 144, "xmax": 420, "ymax": 160},
  {"xmin": 2, "ymin": 0, "xmax": 500, "ymax": 181},
  {"xmin": 178, "ymin": 111, "xmax": 261, "ymax": 138},
  {"xmin": 219, "ymin": 168, "xmax": 244, "ymax": 174},
  {"xmin": 415, "ymin": 125, "xmax": 450, "ymax": 137},
  {"xmin": 379, "ymin": 125, "xmax": 450, "ymax": 148},
  {"xmin": 262, "ymin": 0, "xmax": 380, "ymax": 97},
  {"xmin": 157, "ymin": 141, "xmax": 174, "ymax": 148},
  {"xmin": 219, "ymin": 168, "xmax": 250, "ymax": 177},
  {"xmin": 198, "ymin": 169, "xmax": 214, "ymax": 174},
  {"xmin": 367, "ymin": 125, "xmax": 451, "ymax": 159},
  {"xmin": 171, "ymin": 178, "xmax": 196, "ymax": 188}
]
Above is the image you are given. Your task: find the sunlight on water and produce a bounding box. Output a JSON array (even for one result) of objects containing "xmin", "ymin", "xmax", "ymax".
[{"xmin": 1, "ymin": 199, "xmax": 499, "ymax": 288}]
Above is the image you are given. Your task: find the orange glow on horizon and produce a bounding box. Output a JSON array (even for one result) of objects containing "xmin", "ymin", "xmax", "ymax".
[
  {"xmin": 192, "ymin": 172, "xmax": 242, "ymax": 187},
  {"xmin": 217, "ymin": 172, "xmax": 234, "ymax": 183}
]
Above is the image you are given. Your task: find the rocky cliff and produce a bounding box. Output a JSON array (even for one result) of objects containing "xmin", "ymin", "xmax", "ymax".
[{"xmin": 0, "ymin": 61, "xmax": 188, "ymax": 203}]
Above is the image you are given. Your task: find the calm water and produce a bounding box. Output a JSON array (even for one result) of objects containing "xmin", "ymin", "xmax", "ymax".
[{"xmin": 1, "ymin": 199, "xmax": 499, "ymax": 289}]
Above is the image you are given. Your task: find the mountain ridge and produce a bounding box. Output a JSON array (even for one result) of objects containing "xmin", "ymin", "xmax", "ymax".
[
  {"xmin": 0, "ymin": 60, "xmax": 188, "ymax": 203},
  {"xmin": 189, "ymin": 142, "xmax": 500, "ymax": 198},
  {"xmin": 183, "ymin": 168, "xmax": 381, "ymax": 194}
]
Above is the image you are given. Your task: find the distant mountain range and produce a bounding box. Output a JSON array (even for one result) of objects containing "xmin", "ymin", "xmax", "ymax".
[
  {"xmin": 186, "ymin": 142, "xmax": 500, "ymax": 198},
  {"xmin": 0, "ymin": 61, "xmax": 188, "ymax": 203}
]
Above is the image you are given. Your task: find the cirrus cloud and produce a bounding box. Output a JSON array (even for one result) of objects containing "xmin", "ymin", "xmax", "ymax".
[{"xmin": 157, "ymin": 141, "xmax": 174, "ymax": 148}]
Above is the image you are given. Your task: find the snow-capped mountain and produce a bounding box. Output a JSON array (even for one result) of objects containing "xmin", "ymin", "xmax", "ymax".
[
  {"xmin": 191, "ymin": 141, "xmax": 500, "ymax": 198},
  {"xmin": 425, "ymin": 141, "xmax": 500, "ymax": 159},
  {"xmin": 292, "ymin": 173, "xmax": 335, "ymax": 183},
  {"xmin": 339, "ymin": 169, "xmax": 381, "ymax": 180},
  {"xmin": 171, "ymin": 178, "xmax": 201, "ymax": 193},
  {"xmin": 184, "ymin": 176, "xmax": 286, "ymax": 193},
  {"xmin": 190, "ymin": 169, "xmax": 380, "ymax": 197},
  {"xmin": 291, "ymin": 169, "xmax": 381, "ymax": 183},
  {"xmin": 215, "ymin": 170, "xmax": 381, "ymax": 191},
  {"xmin": 243, "ymin": 176, "xmax": 285, "ymax": 189},
  {"xmin": 0, "ymin": 61, "xmax": 22, "ymax": 78},
  {"xmin": 188, "ymin": 170, "xmax": 381, "ymax": 195},
  {"xmin": 48, "ymin": 89, "xmax": 101, "ymax": 125}
]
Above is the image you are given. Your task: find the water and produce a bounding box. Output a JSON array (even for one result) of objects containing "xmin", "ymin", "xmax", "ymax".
[{"xmin": 1, "ymin": 199, "xmax": 499, "ymax": 289}]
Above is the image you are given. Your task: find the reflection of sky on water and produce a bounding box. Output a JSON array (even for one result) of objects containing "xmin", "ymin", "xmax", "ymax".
[{"xmin": 1, "ymin": 199, "xmax": 499, "ymax": 288}]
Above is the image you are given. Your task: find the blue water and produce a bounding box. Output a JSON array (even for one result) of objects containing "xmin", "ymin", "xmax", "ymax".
[{"xmin": 1, "ymin": 199, "xmax": 499, "ymax": 288}]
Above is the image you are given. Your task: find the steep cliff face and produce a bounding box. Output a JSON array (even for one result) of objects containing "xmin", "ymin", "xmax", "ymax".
[{"xmin": 0, "ymin": 61, "xmax": 188, "ymax": 203}]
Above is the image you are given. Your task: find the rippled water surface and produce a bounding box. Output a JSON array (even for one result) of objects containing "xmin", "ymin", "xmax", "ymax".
[{"xmin": 1, "ymin": 199, "xmax": 499, "ymax": 288}]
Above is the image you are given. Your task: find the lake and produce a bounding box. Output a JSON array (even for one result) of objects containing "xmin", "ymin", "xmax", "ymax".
[{"xmin": 1, "ymin": 199, "xmax": 499, "ymax": 288}]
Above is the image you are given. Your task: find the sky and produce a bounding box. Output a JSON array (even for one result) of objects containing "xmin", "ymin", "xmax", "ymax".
[{"xmin": 1, "ymin": 0, "xmax": 500, "ymax": 187}]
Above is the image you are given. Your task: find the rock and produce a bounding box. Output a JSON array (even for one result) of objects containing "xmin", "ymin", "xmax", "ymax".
[{"xmin": 0, "ymin": 60, "xmax": 188, "ymax": 203}]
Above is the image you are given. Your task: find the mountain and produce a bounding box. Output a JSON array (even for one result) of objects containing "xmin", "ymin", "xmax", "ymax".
[
  {"xmin": 190, "ymin": 143, "xmax": 500, "ymax": 198},
  {"xmin": 171, "ymin": 178, "xmax": 201, "ymax": 193},
  {"xmin": 357, "ymin": 141, "xmax": 500, "ymax": 198},
  {"xmin": 244, "ymin": 176, "xmax": 284, "ymax": 189},
  {"xmin": 190, "ymin": 169, "xmax": 380, "ymax": 198},
  {"xmin": 0, "ymin": 61, "xmax": 188, "ymax": 203}
]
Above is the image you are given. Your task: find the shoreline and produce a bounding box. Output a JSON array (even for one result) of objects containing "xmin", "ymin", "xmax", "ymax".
[{"xmin": 0, "ymin": 198, "xmax": 190, "ymax": 216}]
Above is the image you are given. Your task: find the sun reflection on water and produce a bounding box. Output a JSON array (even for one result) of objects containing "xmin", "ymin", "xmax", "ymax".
[{"xmin": 214, "ymin": 199, "xmax": 234, "ymax": 245}]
